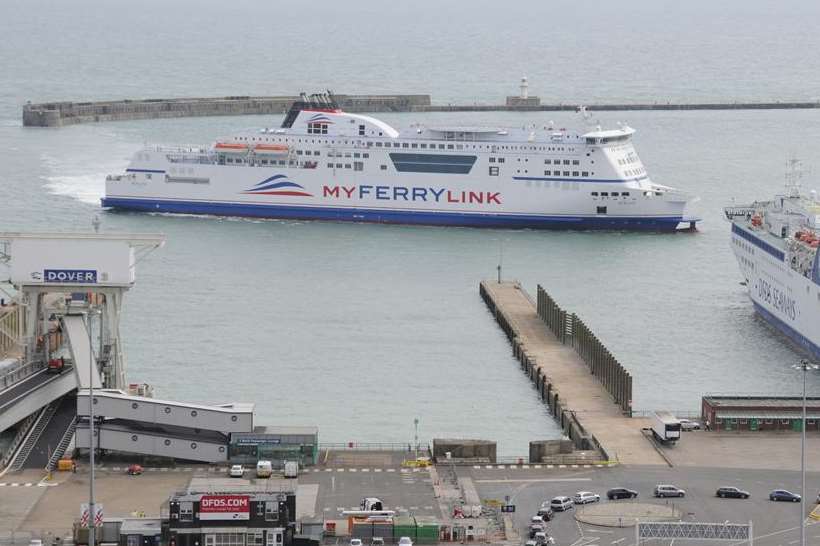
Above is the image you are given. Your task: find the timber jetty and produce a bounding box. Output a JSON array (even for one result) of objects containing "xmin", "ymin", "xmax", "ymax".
[{"xmin": 22, "ymin": 93, "xmax": 820, "ymax": 127}]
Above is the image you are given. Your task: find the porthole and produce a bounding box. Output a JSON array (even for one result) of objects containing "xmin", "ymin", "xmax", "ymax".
[
  {"xmin": 132, "ymin": 402, "xmax": 138, "ymax": 410},
  {"xmin": 191, "ymin": 410, "xmax": 198, "ymax": 417},
  {"xmin": 218, "ymin": 446, "xmax": 225, "ymax": 453},
  {"xmin": 164, "ymin": 439, "xmax": 171, "ymax": 446},
  {"xmin": 190, "ymin": 442, "xmax": 197, "ymax": 450},
  {"xmin": 131, "ymin": 435, "xmax": 138, "ymax": 442},
  {"xmin": 231, "ymin": 415, "xmax": 238, "ymax": 422},
  {"xmin": 164, "ymin": 407, "xmax": 171, "ymax": 414},
  {"xmin": 93, "ymin": 398, "xmax": 98, "ymax": 404}
]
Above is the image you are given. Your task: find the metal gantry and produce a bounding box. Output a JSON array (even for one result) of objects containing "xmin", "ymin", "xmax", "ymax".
[{"xmin": 637, "ymin": 521, "xmax": 752, "ymax": 544}]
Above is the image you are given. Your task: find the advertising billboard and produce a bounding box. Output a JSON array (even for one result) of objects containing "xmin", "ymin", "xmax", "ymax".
[{"xmin": 199, "ymin": 495, "xmax": 250, "ymax": 521}]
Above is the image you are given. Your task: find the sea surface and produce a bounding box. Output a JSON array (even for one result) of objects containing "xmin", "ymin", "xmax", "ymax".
[{"xmin": 2, "ymin": 0, "xmax": 820, "ymax": 454}]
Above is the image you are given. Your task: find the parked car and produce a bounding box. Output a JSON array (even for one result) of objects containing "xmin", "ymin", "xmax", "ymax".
[
  {"xmin": 769, "ymin": 490, "xmax": 801, "ymax": 502},
  {"xmin": 528, "ymin": 523, "xmax": 545, "ymax": 538},
  {"xmin": 398, "ymin": 538, "xmax": 413, "ymax": 546},
  {"xmin": 350, "ymin": 540, "xmax": 363, "ymax": 546},
  {"xmin": 229, "ymin": 464, "xmax": 244, "ymax": 478},
  {"xmin": 524, "ymin": 540, "xmax": 537, "ymax": 546},
  {"xmin": 654, "ymin": 485, "xmax": 685, "ymax": 498},
  {"xmin": 533, "ymin": 532, "xmax": 554, "ymax": 546},
  {"xmin": 607, "ymin": 487, "xmax": 638, "ymax": 500},
  {"xmin": 126, "ymin": 464, "xmax": 143, "ymax": 476},
  {"xmin": 679, "ymin": 418, "xmax": 701, "ymax": 431},
  {"xmin": 716, "ymin": 486, "xmax": 750, "ymax": 499},
  {"xmin": 536, "ymin": 503, "xmax": 554, "ymax": 521},
  {"xmin": 530, "ymin": 515, "xmax": 545, "ymax": 524},
  {"xmin": 550, "ymin": 496, "xmax": 574, "ymax": 511},
  {"xmin": 573, "ymin": 491, "xmax": 601, "ymax": 504},
  {"xmin": 371, "ymin": 539, "xmax": 384, "ymax": 546}
]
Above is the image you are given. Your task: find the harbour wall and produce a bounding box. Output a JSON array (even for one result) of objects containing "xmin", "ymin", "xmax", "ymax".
[
  {"xmin": 480, "ymin": 280, "xmax": 661, "ymax": 466},
  {"xmin": 21, "ymin": 94, "xmax": 432, "ymax": 127},
  {"xmin": 22, "ymin": 95, "xmax": 820, "ymax": 127}
]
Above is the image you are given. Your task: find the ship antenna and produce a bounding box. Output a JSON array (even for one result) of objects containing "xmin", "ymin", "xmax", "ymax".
[{"xmin": 785, "ymin": 157, "xmax": 804, "ymax": 198}]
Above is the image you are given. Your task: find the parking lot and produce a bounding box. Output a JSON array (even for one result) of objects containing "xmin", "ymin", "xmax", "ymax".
[{"xmin": 465, "ymin": 464, "xmax": 820, "ymax": 546}]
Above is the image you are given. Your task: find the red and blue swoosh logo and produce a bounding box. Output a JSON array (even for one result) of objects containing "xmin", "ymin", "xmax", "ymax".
[
  {"xmin": 308, "ymin": 113, "xmax": 334, "ymax": 124},
  {"xmin": 243, "ymin": 175, "xmax": 312, "ymax": 197}
]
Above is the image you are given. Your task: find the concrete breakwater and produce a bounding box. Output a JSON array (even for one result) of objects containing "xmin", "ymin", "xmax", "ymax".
[
  {"xmin": 22, "ymin": 94, "xmax": 820, "ymax": 127},
  {"xmin": 480, "ymin": 280, "xmax": 662, "ymax": 466},
  {"xmin": 21, "ymin": 94, "xmax": 432, "ymax": 127}
]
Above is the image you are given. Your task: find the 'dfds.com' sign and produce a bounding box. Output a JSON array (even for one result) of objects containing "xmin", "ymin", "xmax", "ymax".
[{"xmin": 42, "ymin": 269, "xmax": 98, "ymax": 284}]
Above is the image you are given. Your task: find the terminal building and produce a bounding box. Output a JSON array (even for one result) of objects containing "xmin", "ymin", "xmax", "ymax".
[
  {"xmin": 702, "ymin": 395, "xmax": 820, "ymax": 432},
  {"xmin": 164, "ymin": 489, "xmax": 296, "ymax": 546},
  {"xmin": 229, "ymin": 427, "xmax": 319, "ymax": 468}
]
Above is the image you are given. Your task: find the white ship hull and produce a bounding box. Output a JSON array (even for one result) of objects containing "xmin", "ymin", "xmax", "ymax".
[
  {"xmin": 104, "ymin": 94, "xmax": 697, "ymax": 231},
  {"xmin": 731, "ymin": 218, "xmax": 820, "ymax": 358}
]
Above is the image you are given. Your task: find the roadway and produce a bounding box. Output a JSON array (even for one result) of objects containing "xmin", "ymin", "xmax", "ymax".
[
  {"xmin": 467, "ymin": 464, "xmax": 820, "ymax": 546},
  {"xmin": 21, "ymin": 394, "xmax": 76, "ymax": 469}
]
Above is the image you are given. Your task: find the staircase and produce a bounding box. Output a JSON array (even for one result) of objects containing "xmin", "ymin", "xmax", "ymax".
[
  {"xmin": 45, "ymin": 416, "xmax": 77, "ymax": 471},
  {"xmin": 9, "ymin": 399, "xmax": 59, "ymax": 471},
  {"xmin": 0, "ymin": 412, "xmax": 39, "ymax": 472}
]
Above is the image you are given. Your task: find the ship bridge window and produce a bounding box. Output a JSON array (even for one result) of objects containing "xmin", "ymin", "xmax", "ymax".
[
  {"xmin": 601, "ymin": 192, "xmax": 609, "ymax": 196},
  {"xmin": 359, "ymin": 124, "xmax": 365, "ymax": 136},
  {"xmin": 544, "ymin": 170, "xmax": 551, "ymax": 176},
  {"xmin": 622, "ymin": 191, "xmax": 630, "ymax": 196},
  {"xmin": 438, "ymin": 144, "xmax": 445, "ymax": 149},
  {"xmin": 572, "ymin": 160, "xmax": 580, "ymax": 165},
  {"xmin": 572, "ymin": 171, "xmax": 579, "ymax": 176},
  {"xmin": 376, "ymin": 142, "xmax": 383, "ymax": 147},
  {"xmin": 498, "ymin": 158, "xmax": 505, "ymax": 163},
  {"xmin": 489, "ymin": 157, "xmax": 496, "ymax": 163},
  {"xmin": 563, "ymin": 160, "xmax": 570, "ymax": 165},
  {"xmin": 582, "ymin": 171, "xmax": 589, "ymax": 177},
  {"xmin": 411, "ymin": 143, "xmax": 418, "ymax": 148},
  {"xmin": 611, "ymin": 192, "xmax": 619, "ymax": 196},
  {"xmin": 363, "ymin": 153, "xmax": 369, "ymax": 158},
  {"xmin": 591, "ymin": 192, "xmax": 598, "ymax": 196},
  {"xmin": 421, "ymin": 143, "xmax": 428, "ymax": 149},
  {"xmin": 489, "ymin": 166, "xmax": 499, "ymax": 176}
]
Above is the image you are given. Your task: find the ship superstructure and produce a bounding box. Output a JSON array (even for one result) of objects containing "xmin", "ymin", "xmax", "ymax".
[
  {"xmin": 726, "ymin": 161, "xmax": 820, "ymax": 357},
  {"xmin": 104, "ymin": 92, "xmax": 697, "ymax": 230}
]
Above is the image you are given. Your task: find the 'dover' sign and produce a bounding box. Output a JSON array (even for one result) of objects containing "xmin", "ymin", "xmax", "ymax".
[
  {"xmin": 199, "ymin": 495, "xmax": 250, "ymax": 521},
  {"xmin": 43, "ymin": 269, "xmax": 98, "ymax": 284}
]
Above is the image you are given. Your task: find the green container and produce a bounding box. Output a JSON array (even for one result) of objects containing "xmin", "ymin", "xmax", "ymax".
[
  {"xmin": 393, "ymin": 517, "xmax": 417, "ymax": 539},
  {"xmin": 414, "ymin": 517, "xmax": 440, "ymax": 544}
]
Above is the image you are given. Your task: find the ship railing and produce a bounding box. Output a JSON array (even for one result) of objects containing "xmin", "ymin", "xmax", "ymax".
[{"xmin": 724, "ymin": 206, "xmax": 757, "ymax": 220}]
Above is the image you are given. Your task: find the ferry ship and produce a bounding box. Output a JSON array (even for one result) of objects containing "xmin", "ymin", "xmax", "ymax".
[
  {"xmin": 103, "ymin": 92, "xmax": 698, "ymax": 231},
  {"xmin": 726, "ymin": 161, "xmax": 820, "ymax": 358}
]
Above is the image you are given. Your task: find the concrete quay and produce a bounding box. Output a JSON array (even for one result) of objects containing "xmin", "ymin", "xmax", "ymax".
[
  {"xmin": 480, "ymin": 280, "xmax": 662, "ymax": 466},
  {"xmin": 21, "ymin": 95, "xmax": 820, "ymax": 127},
  {"xmin": 21, "ymin": 94, "xmax": 431, "ymax": 127}
]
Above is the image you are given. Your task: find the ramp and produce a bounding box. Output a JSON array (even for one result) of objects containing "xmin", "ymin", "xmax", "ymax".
[
  {"xmin": 62, "ymin": 315, "xmax": 102, "ymax": 390},
  {"xmin": 75, "ymin": 419, "xmax": 228, "ymax": 463},
  {"xmin": 76, "ymin": 390, "xmax": 253, "ymax": 433},
  {"xmin": 0, "ymin": 368, "xmax": 77, "ymax": 434}
]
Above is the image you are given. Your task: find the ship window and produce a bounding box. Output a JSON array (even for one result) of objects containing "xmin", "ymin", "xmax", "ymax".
[
  {"xmin": 591, "ymin": 192, "xmax": 598, "ymax": 196},
  {"xmin": 146, "ymin": 173, "xmax": 152, "ymax": 179},
  {"xmin": 278, "ymin": 160, "xmax": 285, "ymax": 165},
  {"xmin": 354, "ymin": 161, "xmax": 363, "ymax": 171},
  {"xmin": 447, "ymin": 144, "xmax": 454, "ymax": 150},
  {"xmin": 601, "ymin": 192, "xmax": 609, "ymax": 196},
  {"xmin": 327, "ymin": 163, "xmax": 333, "ymax": 168},
  {"xmin": 261, "ymin": 159, "xmax": 268, "ymax": 165},
  {"xmin": 359, "ymin": 125, "xmax": 365, "ymax": 136},
  {"xmin": 622, "ymin": 191, "xmax": 630, "ymax": 196},
  {"xmin": 380, "ymin": 165, "xmax": 387, "ymax": 170},
  {"xmin": 489, "ymin": 166, "xmax": 499, "ymax": 176},
  {"xmin": 489, "ymin": 157, "xmax": 496, "ymax": 163},
  {"xmin": 563, "ymin": 160, "xmax": 570, "ymax": 165},
  {"xmin": 402, "ymin": 143, "xmax": 409, "ymax": 148},
  {"xmin": 498, "ymin": 158, "xmax": 505, "ymax": 163},
  {"xmin": 336, "ymin": 163, "xmax": 342, "ymax": 168},
  {"xmin": 420, "ymin": 143, "xmax": 427, "ymax": 149},
  {"xmin": 296, "ymin": 150, "xmax": 303, "ymax": 155},
  {"xmin": 597, "ymin": 206, "xmax": 607, "ymax": 214},
  {"xmin": 345, "ymin": 164, "xmax": 351, "ymax": 169},
  {"xmin": 544, "ymin": 171, "xmax": 550, "ymax": 176},
  {"xmin": 354, "ymin": 153, "xmax": 360, "ymax": 158},
  {"xmin": 411, "ymin": 143, "xmax": 418, "ymax": 149},
  {"xmin": 582, "ymin": 171, "xmax": 589, "ymax": 176},
  {"xmin": 572, "ymin": 171, "xmax": 579, "ymax": 176},
  {"xmin": 544, "ymin": 159, "xmax": 551, "ymax": 164},
  {"xmin": 563, "ymin": 171, "xmax": 570, "ymax": 176},
  {"xmin": 363, "ymin": 153, "xmax": 369, "ymax": 158},
  {"xmin": 572, "ymin": 160, "xmax": 580, "ymax": 165},
  {"xmin": 611, "ymin": 192, "xmax": 619, "ymax": 196},
  {"xmin": 438, "ymin": 144, "xmax": 445, "ymax": 149},
  {"xmin": 376, "ymin": 142, "xmax": 383, "ymax": 147}
]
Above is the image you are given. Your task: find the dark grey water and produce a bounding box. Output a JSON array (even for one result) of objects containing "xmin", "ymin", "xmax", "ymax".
[{"xmin": 2, "ymin": 0, "xmax": 820, "ymax": 454}]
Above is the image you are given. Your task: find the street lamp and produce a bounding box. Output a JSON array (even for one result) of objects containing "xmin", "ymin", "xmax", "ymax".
[
  {"xmin": 414, "ymin": 418, "xmax": 419, "ymax": 460},
  {"xmin": 791, "ymin": 359, "xmax": 819, "ymax": 546}
]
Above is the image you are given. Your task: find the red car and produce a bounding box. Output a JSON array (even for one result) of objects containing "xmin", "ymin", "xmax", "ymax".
[{"xmin": 127, "ymin": 464, "xmax": 143, "ymax": 475}]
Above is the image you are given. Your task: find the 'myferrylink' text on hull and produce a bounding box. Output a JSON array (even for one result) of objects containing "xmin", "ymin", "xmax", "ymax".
[{"xmin": 104, "ymin": 91, "xmax": 698, "ymax": 231}]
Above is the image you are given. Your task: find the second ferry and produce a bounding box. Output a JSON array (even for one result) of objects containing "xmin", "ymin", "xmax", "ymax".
[{"xmin": 104, "ymin": 92, "xmax": 698, "ymax": 231}]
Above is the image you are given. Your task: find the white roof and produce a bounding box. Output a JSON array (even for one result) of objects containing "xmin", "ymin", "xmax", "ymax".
[
  {"xmin": 342, "ymin": 112, "xmax": 399, "ymax": 138},
  {"xmin": 582, "ymin": 126, "xmax": 635, "ymax": 138}
]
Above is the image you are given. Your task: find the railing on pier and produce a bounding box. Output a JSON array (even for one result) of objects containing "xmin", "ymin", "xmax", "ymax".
[
  {"xmin": 0, "ymin": 304, "xmax": 23, "ymax": 360},
  {"xmin": 536, "ymin": 285, "xmax": 633, "ymax": 415}
]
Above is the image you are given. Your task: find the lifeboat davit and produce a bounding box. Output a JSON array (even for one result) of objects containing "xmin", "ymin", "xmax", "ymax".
[
  {"xmin": 253, "ymin": 144, "xmax": 289, "ymax": 155},
  {"xmin": 214, "ymin": 142, "xmax": 249, "ymax": 154}
]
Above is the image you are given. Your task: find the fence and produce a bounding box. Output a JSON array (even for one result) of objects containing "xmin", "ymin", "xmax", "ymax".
[
  {"xmin": 0, "ymin": 304, "xmax": 23, "ymax": 360},
  {"xmin": 536, "ymin": 285, "xmax": 633, "ymax": 415}
]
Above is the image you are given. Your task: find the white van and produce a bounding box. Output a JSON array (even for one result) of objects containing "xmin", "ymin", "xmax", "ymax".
[
  {"xmin": 256, "ymin": 460, "xmax": 273, "ymax": 478},
  {"xmin": 283, "ymin": 460, "xmax": 299, "ymax": 478}
]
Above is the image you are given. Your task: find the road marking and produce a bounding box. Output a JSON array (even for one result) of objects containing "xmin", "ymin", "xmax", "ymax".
[
  {"xmin": 361, "ymin": 468, "xmax": 370, "ymax": 472},
  {"xmin": 611, "ymin": 539, "xmax": 625, "ymax": 545},
  {"xmin": 325, "ymin": 468, "xmax": 332, "ymax": 472},
  {"xmin": 547, "ymin": 465, "xmax": 554, "ymax": 469},
  {"xmin": 160, "ymin": 468, "xmax": 168, "ymax": 472},
  {"xmin": 583, "ymin": 465, "xmax": 591, "ymax": 468},
  {"xmin": 337, "ymin": 469, "xmax": 345, "ymax": 472},
  {"xmin": 534, "ymin": 465, "xmax": 542, "ymax": 469},
  {"xmin": 497, "ymin": 465, "xmax": 505, "ymax": 469},
  {"xmin": 349, "ymin": 468, "xmax": 357, "ymax": 472},
  {"xmin": 183, "ymin": 467, "xmax": 192, "ymax": 472},
  {"xmin": 485, "ymin": 465, "xmax": 493, "ymax": 469},
  {"xmin": 410, "ymin": 506, "xmax": 419, "ymax": 510},
  {"xmin": 11, "ymin": 483, "xmax": 19, "ymax": 487},
  {"xmin": 313, "ymin": 469, "xmax": 319, "ymax": 473},
  {"xmin": 323, "ymin": 507, "xmax": 330, "ymax": 512},
  {"xmin": 424, "ymin": 506, "xmax": 434, "ymax": 510},
  {"xmin": 586, "ymin": 529, "xmax": 613, "ymax": 534},
  {"xmin": 559, "ymin": 464, "xmax": 567, "ymax": 469},
  {"xmin": 412, "ymin": 468, "xmax": 420, "ymax": 473},
  {"xmin": 596, "ymin": 464, "xmax": 604, "ymax": 468},
  {"xmin": 474, "ymin": 478, "xmax": 593, "ymax": 484},
  {"xmin": 386, "ymin": 468, "xmax": 395, "ymax": 472},
  {"xmin": 522, "ymin": 465, "xmax": 530, "ymax": 469},
  {"xmin": 0, "ymin": 484, "xmax": 6, "ymax": 487},
  {"xmin": 400, "ymin": 469, "xmax": 409, "ymax": 473},
  {"xmin": 24, "ymin": 483, "xmax": 32, "ymax": 487},
  {"xmin": 374, "ymin": 468, "xmax": 382, "ymax": 472},
  {"xmin": 337, "ymin": 507, "xmax": 344, "ymax": 511},
  {"xmin": 473, "ymin": 465, "xmax": 481, "ymax": 469},
  {"xmin": 571, "ymin": 465, "xmax": 579, "ymax": 468},
  {"xmin": 112, "ymin": 467, "xmax": 121, "ymax": 471}
]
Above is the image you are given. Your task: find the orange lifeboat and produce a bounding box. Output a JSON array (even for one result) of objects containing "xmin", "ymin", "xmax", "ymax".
[
  {"xmin": 253, "ymin": 144, "xmax": 289, "ymax": 155},
  {"xmin": 751, "ymin": 215, "xmax": 763, "ymax": 227},
  {"xmin": 214, "ymin": 142, "xmax": 249, "ymax": 154}
]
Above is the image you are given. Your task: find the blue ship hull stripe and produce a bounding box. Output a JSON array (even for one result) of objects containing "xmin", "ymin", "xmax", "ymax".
[
  {"xmin": 752, "ymin": 301, "xmax": 820, "ymax": 360},
  {"xmin": 732, "ymin": 223, "xmax": 784, "ymax": 261},
  {"xmin": 101, "ymin": 197, "xmax": 687, "ymax": 231}
]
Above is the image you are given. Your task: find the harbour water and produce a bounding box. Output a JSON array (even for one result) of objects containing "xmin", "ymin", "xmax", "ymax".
[{"xmin": 2, "ymin": 0, "xmax": 820, "ymax": 454}]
